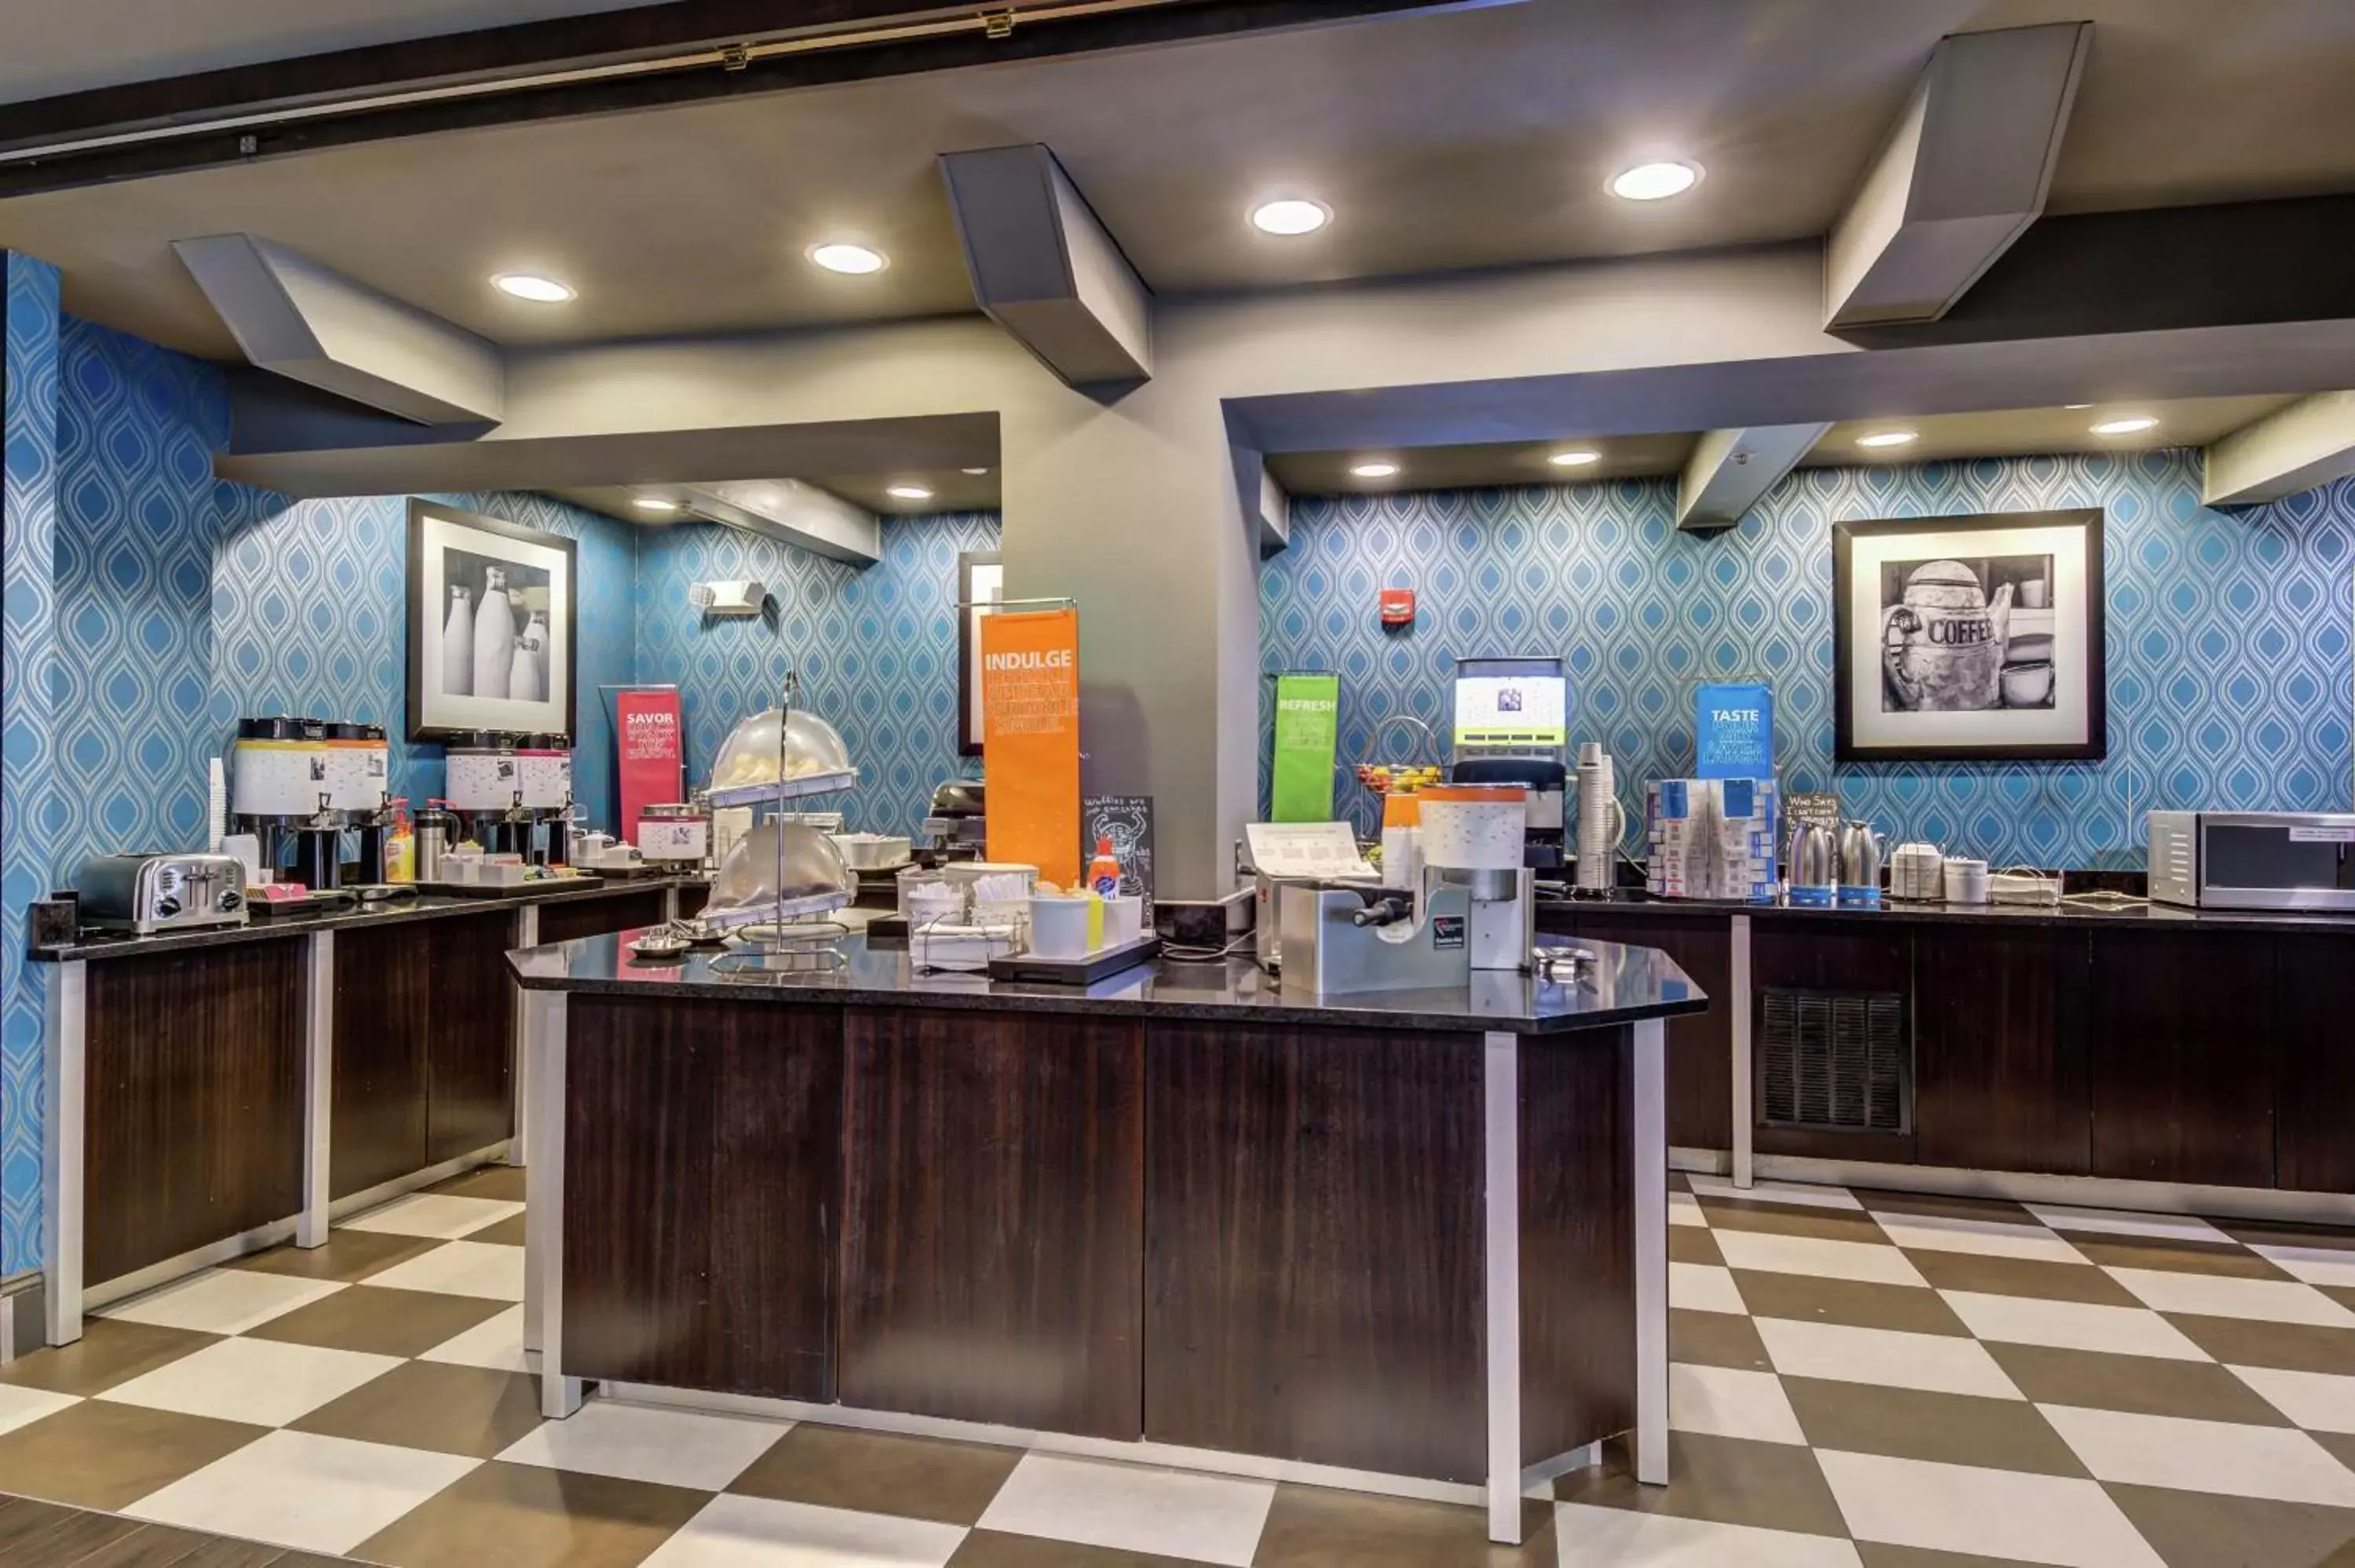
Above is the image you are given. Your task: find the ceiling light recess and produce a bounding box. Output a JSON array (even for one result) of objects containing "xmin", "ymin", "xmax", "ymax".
[
  {"xmin": 1608, "ymin": 160, "xmax": 1701, "ymax": 201},
  {"xmin": 632, "ymin": 495, "xmax": 679, "ymax": 513},
  {"xmin": 1250, "ymin": 198, "xmax": 1331, "ymax": 236},
  {"xmin": 1856, "ymin": 429, "xmax": 1919, "ymax": 450},
  {"xmin": 492, "ymin": 272, "xmax": 574, "ymax": 303},
  {"xmin": 1349, "ymin": 460, "xmax": 1400, "ymax": 480},
  {"xmin": 809, "ymin": 242, "xmax": 888, "ymax": 275},
  {"xmin": 886, "ymin": 483, "xmax": 935, "ymax": 501},
  {"xmin": 1548, "ymin": 449, "xmax": 1601, "ymax": 469},
  {"xmin": 2090, "ymin": 415, "xmax": 2159, "ymax": 436}
]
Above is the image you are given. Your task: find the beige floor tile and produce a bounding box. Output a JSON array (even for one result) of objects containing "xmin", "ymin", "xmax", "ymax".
[
  {"xmin": 2229, "ymin": 1363, "xmax": 2355, "ymax": 1435},
  {"xmin": 1670, "ymin": 1364, "xmax": 1806, "ymax": 1445},
  {"xmin": 469, "ymin": 1213, "xmax": 529, "ymax": 1248},
  {"xmin": 99, "ymin": 1271, "xmax": 344, "ymax": 1338},
  {"xmin": 1687, "ymin": 1176, "xmax": 1860, "ymax": 1212},
  {"xmin": 1871, "ymin": 1214, "xmax": 2083, "ymax": 1265},
  {"xmin": 96, "ymin": 1337, "xmax": 402, "ymax": 1428},
  {"xmin": 1903, "ymin": 1250, "xmax": 2140, "ymax": 1306},
  {"xmin": 1756, "ymin": 1317, "xmax": 2021, "ymax": 1401},
  {"xmin": 726, "ymin": 1424, "xmax": 1023, "ymax": 1527},
  {"xmin": 353, "ymin": 1458, "xmax": 712, "ymax": 1568},
  {"xmin": 1667, "ymin": 1191, "xmax": 1707, "ymax": 1229},
  {"xmin": 1814, "ymin": 1449, "xmax": 2163, "ymax": 1568},
  {"xmin": 1713, "ymin": 1231, "xmax": 1926, "ymax": 1289},
  {"xmin": 2167, "ymin": 1313, "xmax": 2355, "ymax": 1377},
  {"xmin": 2309, "ymin": 1430, "xmax": 2355, "ymax": 1472},
  {"xmin": 225, "ymin": 1228, "xmax": 442, "ymax": 1285},
  {"xmin": 0, "ymin": 1398, "xmax": 268, "ymax": 1510},
  {"xmin": 2218, "ymin": 1219, "xmax": 2355, "ymax": 1256},
  {"xmin": 2251, "ymin": 1244, "xmax": 2355, "ymax": 1291},
  {"xmin": 2039, "ymin": 1404, "xmax": 2355, "ymax": 1508},
  {"xmin": 1554, "ymin": 1431, "xmax": 1851, "ymax": 1539},
  {"xmin": 1780, "ymin": 1377, "xmax": 2083, "ymax": 1476},
  {"xmin": 292, "ymin": 1360, "xmax": 546, "ymax": 1458},
  {"xmin": 1698, "ymin": 1203, "xmax": 1893, "ymax": 1247},
  {"xmin": 1247, "ymin": 1484, "xmax": 1554, "ymax": 1566},
  {"xmin": 0, "ymin": 1382, "xmax": 81, "ymax": 1437},
  {"xmin": 1670, "ymin": 1308, "xmax": 1774, "ymax": 1372},
  {"xmin": 2110, "ymin": 1268, "xmax": 2355, "ymax": 1329},
  {"xmin": 1854, "ymin": 1544, "xmax": 2072, "ymax": 1567},
  {"xmin": 498, "ymin": 1398, "xmax": 790, "ymax": 1491},
  {"xmin": 124, "ymin": 1429, "xmax": 482, "ymax": 1556},
  {"xmin": 344, "ymin": 1194, "xmax": 525, "ymax": 1242},
  {"xmin": 416, "ymin": 1304, "xmax": 531, "ymax": 1374},
  {"xmin": 1985, "ymin": 1342, "xmax": 2291, "ymax": 1426},
  {"xmin": 1668, "ymin": 1261, "xmax": 1746, "ymax": 1315},
  {"xmin": 2103, "ymin": 1482, "xmax": 2355, "ymax": 1568},
  {"xmin": 1733, "ymin": 1272, "xmax": 1970, "ymax": 1338},
  {"xmin": 976, "ymin": 1453, "xmax": 1272, "ymax": 1567},
  {"xmin": 1551, "ymin": 1503, "xmax": 1862, "ymax": 1567},
  {"xmin": 1853, "ymin": 1189, "xmax": 2037, "ymax": 1227},
  {"xmin": 2071, "ymin": 1236, "xmax": 2296, "ymax": 1279},
  {"xmin": 0, "ymin": 1318, "xmax": 220, "ymax": 1398},
  {"xmin": 2025, "ymin": 1206, "xmax": 2229, "ymax": 1247},
  {"xmin": 948, "ymin": 1529, "xmax": 1204, "ymax": 1566},
  {"xmin": 644, "ymin": 1493, "xmax": 965, "ymax": 1568},
  {"xmin": 362, "ymin": 1240, "xmax": 525, "ymax": 1303},
  {"xmin": 1939, "ymin": 1291, "xmax": 2210, "ymax": 1363},
  {"xmin": 246, "ymin": 1285, "xmax": 512, "ymax": 1359}
]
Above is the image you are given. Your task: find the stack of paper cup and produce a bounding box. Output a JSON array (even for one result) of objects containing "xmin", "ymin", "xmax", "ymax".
[{"xmin": 1575, "ymin": 742, "xmax": 1619, "ymax": 892}]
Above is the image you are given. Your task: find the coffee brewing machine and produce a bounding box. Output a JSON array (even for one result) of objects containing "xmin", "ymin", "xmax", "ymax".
[
  {"xmin": 516, "ymin": 734, "xmax": 575, "ymax": 866},
  {"xmin": 446, "ymin": 733, "xmax": 532, "ymax": 855},
  {"xmin": 1275, "ymin": 786, "xmax": 1535, "ymax": 994},
  {"xmin": 231, "ymin": 716, "xmax": 391, "ymax": 891},
  {"xmin": 1445, "ymin": 657, "xmax": 1568, "ymax": 870}
]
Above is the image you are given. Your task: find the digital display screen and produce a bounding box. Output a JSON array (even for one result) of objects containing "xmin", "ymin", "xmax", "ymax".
[{"xmin": 1453, "ymin": 658, "xmax": 1568, "ymax": 748}]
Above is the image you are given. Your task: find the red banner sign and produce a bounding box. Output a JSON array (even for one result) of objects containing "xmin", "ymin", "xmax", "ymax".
[{"xmin": 615, "ymin": 689, "xmax": 685, "ymax": 843}]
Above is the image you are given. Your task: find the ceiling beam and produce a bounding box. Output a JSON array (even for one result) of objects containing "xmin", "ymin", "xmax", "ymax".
[
  {"xmin": 2204, "ymin": 392, "xmax": 2355, "ymax": 507},
  {"xmin": 940, "ymin": 144, "xmax": 1152, "ymax": 389},
  {"xmin": 0, "ymin": 0, "xmax": 1517, "ymax": 196},
  {"xmin": 173, "ymin": 234, "xmax": 502, "ymax": 425},
  {"xmin": 1824, "ymin": 22, "xmax": 2088, "ymax": 330},
  {"xmin": 684, "ymin": 479, "xmax": 881, "ymax": 566},
  {"xmin": 1674, "ymin": 424, "xmax": 1831, "ymax": 533}
]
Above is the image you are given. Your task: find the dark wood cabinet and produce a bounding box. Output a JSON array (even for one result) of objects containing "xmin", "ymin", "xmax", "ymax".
[
  {"xmin": 839, "ymin": 1008, "xmax": 1144, "ymax": 1439},
  {"xmin": 1143, "ymin": 1021, "xmax": 1486, "ymax": 1483},
  {"xmin": 562, "ymin": 995, "xmax": 842, "ymax": 1400},
  {"xmin": 425, "ymin": 912, "xmax": 517, "ymax": 1162},
  {"xmin": 537, "ymin": 888, "xmax": 668, "ymax": 946},
  {"xmin": 2270, "ymin": 934, "xmax": 2354, "ymax": 1194},
  {"xmin": 2088, "ymin": 930, "xmax": 2275, "ymax": 1188},
  {"xmin": 1914, "ymin": 925, "xmax": 2091, "ymax": 1175},
  {"xmin": 1750, "ymin": 917, "xmax": 1917, "ymax": 1165},
  {"xmin": 1554, "ymin": 910, "xmax": 1732, "ymax": 1152},
  {"xmin": 85, "ymin": 944, "xmax": 306, "ymax": 1285}
]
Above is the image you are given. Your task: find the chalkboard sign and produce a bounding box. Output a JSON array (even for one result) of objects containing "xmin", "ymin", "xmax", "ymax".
[{"xmin": 1081, "ymin": 795, "xmax": 1154, "ymax": 905}]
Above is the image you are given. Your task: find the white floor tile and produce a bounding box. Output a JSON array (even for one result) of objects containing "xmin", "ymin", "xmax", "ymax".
[
  {"xmin": 2249, "ymin": 1245, "xmax": 2355, "ymax": 1290},
  {"xmin": 2026, "ymin": 1205, "xmax": 2230, "ymax": 1245},
  {"xmin": 2230, "ymin": 1364, "xmax": 2355, "ymax": 1435},
  {"xmin": 1669, "ymin": 1363, "xmax": 1806, "ymax": 1445},
  {"xmin": 642, "ymin": 1493, "xmax": 964, "ymax": 1568},
  {"xmin": 1939, "ymin": 1290, "xmax": 2211, "ymax": 1362},
  {"xmin": 1754, "ymin": 1316, "xmax": 2021, "ymax": 1400},
  {"xmin": 97, "ymin": 1268, "xmax": 344, "ymax": 1336},
  {"xmin": 1668, "ymin": 1192, "xmax": 1707, "ymax": 1229},
  {"xmin": 341, "ymin": 1193, "xmax": 523, "ymax": 1241},
  {"xmin": 2106, "ymin": 1267, "xmax": 2355, "ymax": 1329},
  {"xmin": 0, "ymin": 1384, "xmax": 78, "ymax": 1437},
  {"xmin": 496, "ymin": 1398, "xmax": 789, "ymax": 1490},
  {"xmin": 361, "ymin": 1240, "xmax": 525, "ymax": 1302},
  {"xmin": 977, "ymin": 1453, "xmax": 1276, "ymax": 1567},
  {"xmin": 97, "ymin": 1336, "xmax": 400, "ymax": 1428},
  {"xmin": 1873, "ymin": 1212, "xmax": 2085, "ymax": 1264},
  {"xmin": 1713, "ymin": 1229, "xmax": 1926, "ymax": 1289},
  {"xmin": 1689, "ymin": 1176, "xmax": 1861, "ymax": 1211},
  {"xmin": 1669, "ymin": 1262, "xmax": 1747, "ymax": 1315},
  {"xmin": 418, "ymin": 1304, "xmax": 532, "ymax": 1373},
  {"xmin": 1551, "ymin": 1503, "xmax": 1862, "ymax": 1568},
  {"xmin": 2039, "ymin": 1402, "xmax": 2355, "ymax": 1507},
  {"xmin": 125, "ymin": 1429, "xmax": 479, "ymax": 1555},
  {"xmin": 1815, "ymin": 1448, "xmax": 2163, "ymax": 1568}
]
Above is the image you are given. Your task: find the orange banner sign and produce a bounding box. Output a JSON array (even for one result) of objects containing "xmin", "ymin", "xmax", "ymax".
[{"xmin": 980, "ymin": 607, "xmax": 1081, "ymax": 888}]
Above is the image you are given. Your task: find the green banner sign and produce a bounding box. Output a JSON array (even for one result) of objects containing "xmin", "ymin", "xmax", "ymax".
[{"xmin": 1270, "ymin": 673, "xmax": 1341, "ymax": 822}]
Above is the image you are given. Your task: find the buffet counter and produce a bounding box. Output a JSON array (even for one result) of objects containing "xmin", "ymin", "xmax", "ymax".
[
  {"xmin": 29, "ymin": 877, "xmax": 695, "ymax": 1348},
  {"xmin": 508, "ymin": 931, "xmax": 1706, "ymax": 1544},
  {"xmin": 1538, "ymin": 893, "xmax": 2355, "ymax": 1218}
]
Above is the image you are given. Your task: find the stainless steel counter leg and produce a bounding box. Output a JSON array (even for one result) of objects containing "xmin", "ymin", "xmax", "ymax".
[
  {"xmin": 1730, "ymin": 914, "xmax": 1754, "ymax": 1190},
  {"xmin": 298, "ymin": 931, "xmax": 334, "ymax": 1248},
  {"xmin": 509, "ymin": 903, "xmax": 539, "ymax": 1168},
  {"xmin": 525, "ymin": 991, "xmax": 582, "ymax": 1417},
  {"xmin": 1634, "ymin": 1017, "xmax": 1670, "ymax": 1486},
  {"xmin": 42, "ymin": 961, "xmax": 86, "ymax": 1347},
  {"xmin": 1482, "ymin": 1030, "xmax": 1524, "ymax": 1545}
]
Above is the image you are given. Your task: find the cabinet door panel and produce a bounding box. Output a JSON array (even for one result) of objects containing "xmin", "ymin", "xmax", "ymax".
[
  {"xmin": 1915, "ymin": 926, "xmax": 2090, "ymax": 1175},
  {"xmin": 330, "ymin": 924, "xmax": 432, "ymax": 1198},
  {"xmin": 1565, "ymin": 911, "xmax": 1732, "ymax": 1152},
  {"xmin": 425, "ymin": 911, "xmax": 516, "ymax": 1162},
  {"xmin": 2089, "ymin": 931, "xmax": 2273, "ymax": 1188},
  {"xmin": 2274, "ymin": 934, "xmax": 2354, "ymax": 1194}
]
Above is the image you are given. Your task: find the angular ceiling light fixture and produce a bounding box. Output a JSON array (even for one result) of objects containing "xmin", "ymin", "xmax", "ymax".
[
  {"xmin": 2091, "ymin": 415, "xmax": 2159, "ymax": 436},
  {"xmin": 809, "ymin": 242, "xmax": 889, "ymax": 274},
  {"xmin": 1250, "ymin": 198, "xmax": 1332, "ymax": 236},
  {"xmin": 492, "ymin": 272, "xmax": 575, "ymax": 302},
  {"xmin": 1349, "ymin": 460, "xmax": 1400, "ymax": 480},
  {"xmin": 886, "ymin": 483, "xmax": 935, "ymax": 501},
  {"xmin": 1856, "ymin": 429, "xmax": 1919, "ymax": 450},
  {"xmin": 1608, "ymin": 160, "xmax": 1701, "ymax": 201},
  {"xmin": 1548, "ymin": 449, "xmax": 1601, "ymax": 468}
]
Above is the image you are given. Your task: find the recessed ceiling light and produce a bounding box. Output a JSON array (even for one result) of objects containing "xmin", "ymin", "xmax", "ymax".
[
  {"xmin": 492, "ymin": 272, "xmax": 574, "ymax": 303},
  {"xmin": 632, "ymin": 496, "xmax": 678, "ymax": 513},
  {"xmin": 962, "ymin": 467, "xmax": 991, "ymax": 476},
  {"xmin": 1856, "ymin": 429, "xmax": 1919, "ymax": 450},
  {"xmin": 886, "ymin": 483, "xmax": 935, "ymax": 501},
  {"xmin": 2090, "ymin": 415, "xmax": 2159, "ymax": 436},
  {"xmin": 1608, "ymin": 160, "xmax": 1702, "ymax": 201},
  {"xmin": 1548, "ymin": 449, "xmax": 1601, "ymax": 468},
  {"xmin": 809, "ymin": 242, "xmax": 889, "ymax": 275},
  {"xmin": 1349, "ymin": 460, "xmax": 1400, "ymax": 480},
  {"xmin": 2064, "ymin": 403, "xmax": 2093, "ymax": 410},
  {"xmin": 1250, "ymin": 199, "xmax": 1331, "ymax": 236}
]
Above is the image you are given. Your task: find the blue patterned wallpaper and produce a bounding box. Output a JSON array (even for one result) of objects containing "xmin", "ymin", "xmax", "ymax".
[
  {"xmin": 633, "ymin": 513, "xmax": 999, "ymax": 840},
  {"xmin": 2, "ymin": 254, "xmax": 62, "ymax": 1279},
  {"xmin": 1262, "ymin": 453, "xmax": 2355, "ymax": 866}
]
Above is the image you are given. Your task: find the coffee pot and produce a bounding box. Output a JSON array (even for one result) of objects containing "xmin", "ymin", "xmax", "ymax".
[
  {"xmin": 1882, "ymin": 560, "xmax": 2014, "ymax": 712},
  {"xmin": 1836, "ymin": 822, "xmax": 1886, "ymax": 910},
  {"xmin": 1787, "ymin": 818, "xmax": 1838, "ymax": 908}
]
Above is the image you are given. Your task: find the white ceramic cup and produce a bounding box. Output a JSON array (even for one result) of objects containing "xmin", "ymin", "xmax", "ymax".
[
  {"xmin": 1029, "ymin": 893, "xmax": 1093, "ymax": 959},
  {"xmin": 1103, "ymin": 895, "xmax": 1144, "ymax": 947}
]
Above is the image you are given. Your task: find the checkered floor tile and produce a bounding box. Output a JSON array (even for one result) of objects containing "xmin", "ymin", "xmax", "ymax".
[{"xmin": 9, "ymin": 1163, "xmax": 2355, "ymax": 1564}]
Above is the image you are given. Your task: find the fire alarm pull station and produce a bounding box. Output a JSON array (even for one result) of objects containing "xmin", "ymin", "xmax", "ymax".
[{"xmin": 1379, "ymin": 587, "xmax": 1416, "ymax": 628}]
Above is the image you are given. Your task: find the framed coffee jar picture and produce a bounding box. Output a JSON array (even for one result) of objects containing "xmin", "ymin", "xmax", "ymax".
[{"xmin": 1832, "ymin": 509, "xmax": 2105, "ymax": 762}]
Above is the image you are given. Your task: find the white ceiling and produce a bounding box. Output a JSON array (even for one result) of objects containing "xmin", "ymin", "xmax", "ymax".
[{"xmin": 3, "ymin": 0, "xmax": 2353, "ymax": 359}]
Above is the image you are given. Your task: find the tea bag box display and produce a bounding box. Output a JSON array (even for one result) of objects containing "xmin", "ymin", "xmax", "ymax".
[{"xmin": 1645, "ymin": 778, "xmax": 1779, "ymax": 903}]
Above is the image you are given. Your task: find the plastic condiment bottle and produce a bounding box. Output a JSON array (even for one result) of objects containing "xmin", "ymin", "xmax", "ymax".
[{"xmin": 1087, "ymin": 837, "xmax": 1123, "ymax": 898}]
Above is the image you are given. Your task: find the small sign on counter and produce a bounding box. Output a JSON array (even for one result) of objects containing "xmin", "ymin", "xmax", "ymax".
[{"xmin": 1080, "ymin": 795, "xmax": 1155, "ymax": 906}]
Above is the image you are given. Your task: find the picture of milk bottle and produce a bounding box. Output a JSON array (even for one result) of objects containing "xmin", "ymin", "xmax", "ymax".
[
  {"xmin": 473, "ymin": 565, "xmax": 515, "ymax": 699},
  {"xmin": 442, "ymin": 583, "xmax": 475, "ymax": 697}
]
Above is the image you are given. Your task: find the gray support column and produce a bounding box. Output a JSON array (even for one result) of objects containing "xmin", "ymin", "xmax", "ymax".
[
  {"xmin": 41, "ymin": 961, "xmax": 86, "ymax": 1346},
  {"xmin": 1632, "ymin": 1019, "xmax": 1670, "ymax": 1487},
  {"xmin": 1481, "ymin": 1029, "xmax": 1524, "ymax": 1544},
  {"xmin": 298, "ymin": 932, "xmax": 334, "ymax": 1247},
  {"xmin": 509, "ymin": 903, "xmax": 539, "ymax": 1167}
]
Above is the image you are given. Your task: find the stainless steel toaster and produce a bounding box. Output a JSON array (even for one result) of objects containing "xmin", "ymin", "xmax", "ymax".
[{"xmin": 74, "ymin": 853, "xmax": 250, "ymax": 935}]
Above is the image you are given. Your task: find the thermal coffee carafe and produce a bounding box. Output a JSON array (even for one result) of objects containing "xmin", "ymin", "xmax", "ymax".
[
  {"xmin": 1787, "ymin": 817, "xmax": 1838, "ymax": 908},
  {"xmin": 1836, "ymin": 822, "xmax": 1886, "ymax": 910}
]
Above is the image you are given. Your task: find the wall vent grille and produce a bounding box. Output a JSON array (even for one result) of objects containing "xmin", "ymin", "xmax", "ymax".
[{"xmin": 1759, "ymin": 988, "xmax": 1910, "ymax": 1133}]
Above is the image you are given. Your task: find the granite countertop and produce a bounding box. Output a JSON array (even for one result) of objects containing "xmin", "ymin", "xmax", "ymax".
[
  {"xmin": 1538, "ymin": 892, "xmax": 2355, "ymax": 934},
  {"xmin": 31, "ymin": 875, "xmax": 699, "ymax": 962},
  {"xmin": 509, "ymin": 930, "xmax": 1710, "ymax": 1036}
]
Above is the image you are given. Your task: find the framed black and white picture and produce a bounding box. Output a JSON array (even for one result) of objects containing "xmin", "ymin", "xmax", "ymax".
[
  {"xmin": 1833, "ymin": 509, "xmax": 2105, "ymax": 762},
  {"xmin": 957, "ymin": 549, "xmax": 1003, "ymax": 757},
  {"xmin": 407, "ymin": 500, "xmax": 578, "ymax": 743}
]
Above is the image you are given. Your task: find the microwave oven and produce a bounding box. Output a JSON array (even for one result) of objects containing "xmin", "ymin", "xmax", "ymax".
[{"xmin": 2148, "ymin": 811, "xmax": 2355, "ymax": 912}]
